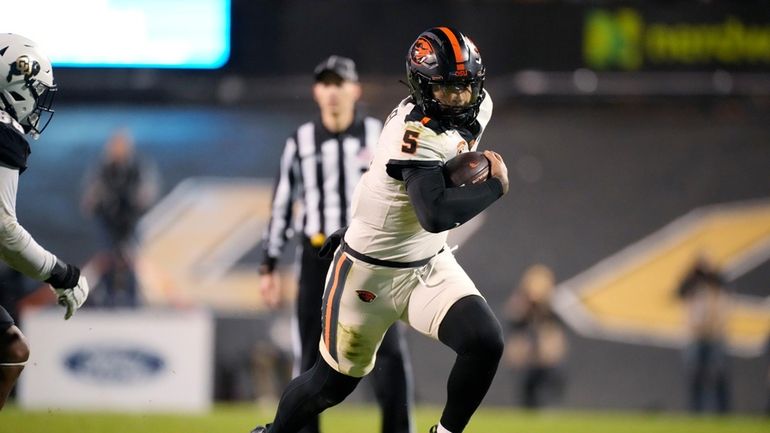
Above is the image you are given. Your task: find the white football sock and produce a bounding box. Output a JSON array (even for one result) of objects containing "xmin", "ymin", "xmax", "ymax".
[{"xmin": 437, "ymin": 423, "xmax": 452, "ymax": 433}]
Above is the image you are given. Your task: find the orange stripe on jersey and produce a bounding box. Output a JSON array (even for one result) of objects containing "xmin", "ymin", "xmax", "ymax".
[
  {"xmin": 324, "ymin": 253, "xmax": 347, "ymax": 350},
  {"xmin": 421, "ymin": 116, "xmax": 431, "ymax": 125},
  {"xmin": 437, "ymin": 27, "xmax": 466, "ymax": 70}
]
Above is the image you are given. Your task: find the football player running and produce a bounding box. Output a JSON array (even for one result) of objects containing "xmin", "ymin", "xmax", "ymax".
[
  {"xmin": 250, "ymin": 27, "xmax": 508, "ymax": 433},
  {"xmin": 0, "ymin": 34, "xmax": 89, "ymax": 410}
]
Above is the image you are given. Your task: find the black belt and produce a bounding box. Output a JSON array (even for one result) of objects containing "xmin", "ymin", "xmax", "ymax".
[{"xmin": 341, "ymin": 241, "xmax": 443, "ymax": 269}]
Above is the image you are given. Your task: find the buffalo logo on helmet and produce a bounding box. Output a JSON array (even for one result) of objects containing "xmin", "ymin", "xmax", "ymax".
[
  {"xmin": 6, "ymin": 55, "xmax": 40, "ymax": 83},
  {"xmin": 411, "ymin": 37, "xmax": 437, "ymax": 68}
]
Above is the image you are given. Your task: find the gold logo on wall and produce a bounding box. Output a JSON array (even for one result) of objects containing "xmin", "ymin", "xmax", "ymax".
[{"xmin": 554, "ymin": 199, "xmax": 770, "ymax": 356}]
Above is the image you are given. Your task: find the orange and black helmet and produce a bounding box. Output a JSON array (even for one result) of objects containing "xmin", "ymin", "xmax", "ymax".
[{"xmin": 406, "ymin": 27, "xmax": 485, "ymax": 127}]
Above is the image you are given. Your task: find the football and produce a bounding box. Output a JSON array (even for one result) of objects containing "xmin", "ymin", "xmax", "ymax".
[{"xmin": 443, "ymin": 151, "xmax": 491, "ymax": 187}]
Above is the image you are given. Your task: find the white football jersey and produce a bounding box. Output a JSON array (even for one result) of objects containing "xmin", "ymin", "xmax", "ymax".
[
  {"xmin": 0, "ymin": 112, "xmax": 58, "ymax": 281},
  {"xmin": 345, "ymin": 90, "xmax": 493, "ymax": 262}
]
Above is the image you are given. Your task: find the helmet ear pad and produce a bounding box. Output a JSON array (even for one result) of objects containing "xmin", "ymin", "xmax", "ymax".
[{"xmin": 405, "ymin": 27, "xmax": 486, "ymax": 128}]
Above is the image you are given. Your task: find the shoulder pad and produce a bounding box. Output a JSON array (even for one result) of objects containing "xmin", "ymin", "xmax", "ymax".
[
  {"xmin": 0, "ymin": 119, "xmax": 30, "ymax": 172},
  {"xmin": 0, "ymin": 111, "xmax": 24, "ymax": 136},
  {"xmin": 456, "ymin": 120, "xmax": 481, "ymax": 143},
  {"xmin": 404, "ymin": 106, "xmax": 447, "ymax": 134}
]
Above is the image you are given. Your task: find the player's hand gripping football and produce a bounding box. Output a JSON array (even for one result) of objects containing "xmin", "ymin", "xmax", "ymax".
[
  {"xmin": 52, "ymin": 275, "xmax": 90, "ymax": 320},
  {"xmin": 483, "ymin": 150, "xmax": 509, "ymax": 195}
]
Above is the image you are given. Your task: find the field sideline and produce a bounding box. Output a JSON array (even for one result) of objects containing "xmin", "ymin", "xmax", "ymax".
[{"xmin": 2, "ymin": 403, "xmax": 767, "ymax": 433}]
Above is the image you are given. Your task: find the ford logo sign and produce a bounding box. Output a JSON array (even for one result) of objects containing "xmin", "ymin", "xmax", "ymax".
[{"xmin": 64, "ymin": 346, "xmax": 165, "ymax": 383}]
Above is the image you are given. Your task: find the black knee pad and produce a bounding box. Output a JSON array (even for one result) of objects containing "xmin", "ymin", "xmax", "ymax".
[
  {"xmin": 438, "ymin": 296, "xmax": 504, "ymax": 361},
  {"xmin": 1, "ymin": 326, "xmax": 30, "ymax": 364}
]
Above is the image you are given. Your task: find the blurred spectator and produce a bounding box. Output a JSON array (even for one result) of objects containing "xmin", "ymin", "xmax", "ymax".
[
  {"xmin": 81, "ymin": 128, "xmax": 160, "ymax": 307},
  {"xmin": 677, "ymin": 254, "xmax": 732, "ymax": 414},
  {"xmin": 504, "ymin": 263, "xmax": 567, "ymax": 408}
]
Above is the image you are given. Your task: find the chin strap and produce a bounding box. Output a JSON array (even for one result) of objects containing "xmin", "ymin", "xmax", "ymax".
[{"xmin": 0, "ymin": 361, "xmax": 27, "ymax": 367}]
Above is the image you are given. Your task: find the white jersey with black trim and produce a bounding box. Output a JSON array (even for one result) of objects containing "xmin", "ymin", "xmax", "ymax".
[
  {"xmin": 345, "ymin": 90, "xmax": 493, "ymax": 262},
  {"xmin": 0, "ymin": 112, "xmax": 58, "ymax": 281}
]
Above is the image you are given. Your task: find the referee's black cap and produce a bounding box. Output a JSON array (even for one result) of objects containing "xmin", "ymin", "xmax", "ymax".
[{"xmin": 314, "ymin": 55, "xmax": 358, "ymax": 83}]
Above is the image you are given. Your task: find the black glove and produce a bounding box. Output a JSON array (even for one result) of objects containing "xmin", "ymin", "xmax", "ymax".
[{"xmin": 318, "ymin": 227, "xmax": 348, "ymax": 259}]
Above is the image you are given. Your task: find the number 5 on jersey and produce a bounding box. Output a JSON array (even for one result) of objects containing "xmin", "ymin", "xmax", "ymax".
[{"xmin": 402, "ymin": 130, "xmax": 419, "ymax": 154}]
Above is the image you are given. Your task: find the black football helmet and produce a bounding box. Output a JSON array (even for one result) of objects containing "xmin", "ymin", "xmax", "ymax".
[{"xmin": 406, "ymin": 27, "xmax": 485, "ymax": 128}]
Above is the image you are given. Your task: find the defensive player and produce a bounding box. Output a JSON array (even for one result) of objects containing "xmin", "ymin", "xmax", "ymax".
[
  {"xmin": 0, "ymin": 33, "xmax": 90, "ymax": 410},
  {"xmin": 250, "ymin": 27, "xmax": 508, "ymax": 433},
  {"xmin": 260, "ymin": 55, "xmax": 413, "ymax": 433}
]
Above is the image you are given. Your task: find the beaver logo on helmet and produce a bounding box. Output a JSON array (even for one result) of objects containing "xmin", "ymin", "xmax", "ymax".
[{"xmin": 411, "ymin": 37, "xmax": 437, "ymax": 68}]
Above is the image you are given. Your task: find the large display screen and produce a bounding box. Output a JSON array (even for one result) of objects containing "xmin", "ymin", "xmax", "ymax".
[{"xmin": 1, "ymin": 0, "xmax": 230, "ymax": 69}]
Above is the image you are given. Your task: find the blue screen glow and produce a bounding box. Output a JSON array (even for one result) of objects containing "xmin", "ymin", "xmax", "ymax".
[{"xmin": 1, "ymin": 0, "xmax": 230, "ymax": 69}]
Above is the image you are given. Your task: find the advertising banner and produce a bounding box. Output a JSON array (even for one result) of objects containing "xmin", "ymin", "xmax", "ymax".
[
  {"xmin": 18, "ymin": 309, "xmax": 214, "ymax": 412},
  {"xmin": 583, "ymin": 5, "xmax": 770, "ymax": 71},
  {"xmin": 226, "ymin": 1, "xmax": 770, "ymax": 75}
]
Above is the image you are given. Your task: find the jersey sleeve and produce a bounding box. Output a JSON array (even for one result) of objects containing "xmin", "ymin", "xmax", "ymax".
[
  {"xmin": 384, "ymin": 100, "xmax": 458, "ymax": 181},
  {"xmin": 385, "ymin": 124, "xmax": 450, "ymax": 180},
  {"xmin": 0, "ymin": 163, "xmax": 58, "ymax": 281},
  {"xmin": 363, "ymin": 116, "xmax": 382, "ymax": 155},
  {"xmin": 260, "ymin": 135, "xmax": 299, "ymax": 271}
]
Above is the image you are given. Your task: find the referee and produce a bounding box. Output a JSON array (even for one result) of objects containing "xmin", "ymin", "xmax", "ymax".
[{"xmin": 259, "ymin": 56, "xmax": 413, "ymax": 433}]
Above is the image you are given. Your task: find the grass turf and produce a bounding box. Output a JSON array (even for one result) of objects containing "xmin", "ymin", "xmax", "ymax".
[{"xmin": 1, "ymin": 403, "xmax": 767, "ymax": 433}]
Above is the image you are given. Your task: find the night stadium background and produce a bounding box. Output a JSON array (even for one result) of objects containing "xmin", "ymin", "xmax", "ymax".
[{"xmin": 2, "ymin": 1, "xmax": 769, "ymax": 432}]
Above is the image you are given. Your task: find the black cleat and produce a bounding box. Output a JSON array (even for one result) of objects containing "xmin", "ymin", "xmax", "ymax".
[{"xmin": 250, "ymin": 423, "xmax": 271, "ymax": 433}]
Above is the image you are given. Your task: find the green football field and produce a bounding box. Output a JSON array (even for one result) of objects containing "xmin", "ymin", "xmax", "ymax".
[{"xmin": 2, "ymin": 403, "xmax": 767, "ymax": 433}]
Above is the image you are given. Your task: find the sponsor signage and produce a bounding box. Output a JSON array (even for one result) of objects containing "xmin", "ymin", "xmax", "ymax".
[
  {"xmin": 64, "ymin": 346, "xmax": 165, "ymax": 384},
  {"xmin": 584, "ymin": 7, "xmax": 770, "ymax": 71},
  {"xmin": 19, "ymin": 309, "xmax": 213, "ymax": 412}
]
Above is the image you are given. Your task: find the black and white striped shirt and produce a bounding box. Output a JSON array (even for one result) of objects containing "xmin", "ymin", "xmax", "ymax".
[{"xmin": 261, "ymin": 115, "xmax": 381, "ymax": 271}]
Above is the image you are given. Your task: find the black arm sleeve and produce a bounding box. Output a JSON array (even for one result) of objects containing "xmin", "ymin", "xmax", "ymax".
[{"xmin": 403, "ymin": 165, "xmax": 504, "ymax": 233}]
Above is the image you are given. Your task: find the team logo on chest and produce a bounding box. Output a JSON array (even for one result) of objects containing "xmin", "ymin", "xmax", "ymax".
[{"xmin": 356, "ymin": 290, "xmax": 377, "ymax": 303}]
